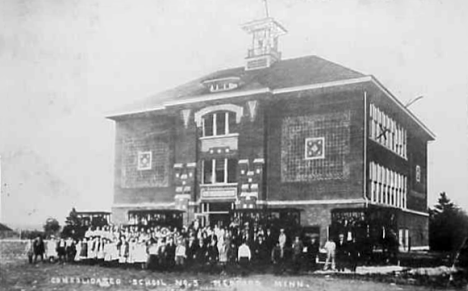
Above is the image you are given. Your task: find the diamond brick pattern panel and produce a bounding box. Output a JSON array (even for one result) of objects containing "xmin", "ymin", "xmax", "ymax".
[
  {"xmin": 281, "ymin": 111, "xmax": 351, "ymax": 182},
  {"xmin": 121, "ymin": 136, "xmax": 170, "ymax": 188}
]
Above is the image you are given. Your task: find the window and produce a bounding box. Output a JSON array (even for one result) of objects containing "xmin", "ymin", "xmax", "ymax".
[
  {"xmin": 203, "ymin": 160, "xmax": 213, "ymax": 184},
  {"xmin": 369, "ymin": 104, "xmax": 407, "ymax": 159},
  {"xmin": 209, "ymin": 82, "xmax": 239, "ymax": 92},
  {"xmin": 202, "ymin": 112, "xmax": 235, "ymax": 137},
  {"xmin": 369, "ymin": 161, "xmax": 407, "ymax": 209},
  {"xmin": 304, "ymin": 137, "xmax": 325, "ymax": 160},
  {"xmin": 137, "ymin": 151, "xmax": 152, "ymax": 171},
  {"xmin": 202, "ymin": 158, "xmax": 237, "ymax": 184}
]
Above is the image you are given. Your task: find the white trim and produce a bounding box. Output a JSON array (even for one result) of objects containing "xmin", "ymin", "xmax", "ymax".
[
  {"xmin": 240, "ymin": 192, "xmax": 258, "ymax": 198},
  {"xmin": 402, "ymin": 208, "xmax": 429, "ymax": 217},
  {"xmin": 253, "ymin": 158, "xmax": 265, "ymax": 164},
  {"xmin": 272, "ymin": 76, "xmax": 372, "ymax": 95},
  {"xmin": 194, "ymin": 104, "xmax": 244, "ymax": 127},
  {"xmin": 201, "ymin": 76, "xmax": 241, "ymax": 84},
  {"xmin": 137, "ymin": 151, "xmax": 152, "ymax": 171},
  {"xmin": 364, "ymin": 91, "xmax": 369, "ymax": 207},
  {"xmin": 367, "ymin": 202, "xmax": 429, "ymax": 217},
  {"xmin": 173, "ymin": 163, "xmax": 183, "ymax": 168},
  {"xmin": 186, "ymin": 162, "xmax": 197, "ymax": 168},
  {"xmin": 106, "ymin": 106, "xmax": 165, "ymax": 118},
  {"xmin": 369, "ymin": 77, "xmax": 436, "ymax": 139},
  {"xmin": 175, "ymin": 194, "xmax": 191, "ymax": 200},
  {"xmin": 410, "ymin": 246, "xmax": 430, "ymax": 251},
  {"xmin": 199, "ymin": 133, "xmax": 239, "ymax": 140},
  {"xmin": 200, "ymin": 183, "xmax": 238, "ymax": 187},
  {"xmin": 304, "ymin": 137, "xmax": 325, "ymax": 160},
  {"xmin": 238, "ymin": 159, "xmax": 249, "ymax": 164},
  {"xmin": 107, "ymin": 75, "xmax": 435, "ymax": 141},
  {"xmin": 166, "ymin": 88, "xmax": 270, "ymax": 107},
  {"xmin": 265, "ymin": 199, "xmax": 366, "ymax": 206},
  {"xmin": 112, "ymin": 202, "xmax": 175, "ymax": 208}
]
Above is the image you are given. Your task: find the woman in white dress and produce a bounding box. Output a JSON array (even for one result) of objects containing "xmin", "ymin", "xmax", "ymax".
[{"xmin": 133, "ymin": 236, "xmax": 149, "ymax": 269}]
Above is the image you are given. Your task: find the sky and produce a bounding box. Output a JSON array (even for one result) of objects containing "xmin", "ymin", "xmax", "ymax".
[{"xmin": 0, "ymin": 0, "xmax": 467, "ymax": 228}]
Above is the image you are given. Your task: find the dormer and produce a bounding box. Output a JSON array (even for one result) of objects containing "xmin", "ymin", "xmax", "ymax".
[
  {"xmin": 242, "ymin": 17, "xmax": 287, "ymax": 71},
  {"xmin": 202, "ymin": 77, "xmax": 241, "ymax": 93}
]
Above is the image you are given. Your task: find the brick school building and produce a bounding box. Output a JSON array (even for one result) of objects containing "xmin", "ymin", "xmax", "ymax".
[{"xmin": 107, "ymin": 16, "xmax": 434, "ymax": 249}]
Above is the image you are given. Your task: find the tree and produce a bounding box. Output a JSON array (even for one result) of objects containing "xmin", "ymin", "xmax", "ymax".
[
  {"xmin": 43, "ymin": 217, "xmax": 61, "ymax": 238},
  {"xmin": 429, "ymin": 192, "xmax": 468, "ymax": 252},
  {"xmin": 61, "ymin": 207, "xmax": 85, "ymax": 240}
]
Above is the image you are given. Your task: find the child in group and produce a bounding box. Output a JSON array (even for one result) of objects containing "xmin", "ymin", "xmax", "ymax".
[
  {"xmin": 26, "ymin": 238, "xmax": 34, "ymax": 264},
  {"xmin": 46, "ymin": 236, "xmax": 57, "ymax": 263},
  {"xmin": 79, "ymin": 238, "xmax": 89, "ymax": 263},
  {"xmin": 74, "ymin": 239, "xmax": 82, "ymax": 263},
  {"xmin": 117, "ymin": 236, "xmax": 129, "ymax": 265}
]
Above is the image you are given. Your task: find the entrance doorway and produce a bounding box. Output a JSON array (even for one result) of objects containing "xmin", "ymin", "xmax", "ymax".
[{"xmin": 200, "ymin": 202, "xmax": 233, "ymax": 227}]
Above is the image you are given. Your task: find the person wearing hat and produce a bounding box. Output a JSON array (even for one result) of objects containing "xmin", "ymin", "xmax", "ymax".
[{"xmin": 307, "ymin": 236, "xmax": 320, "ymax": 271}]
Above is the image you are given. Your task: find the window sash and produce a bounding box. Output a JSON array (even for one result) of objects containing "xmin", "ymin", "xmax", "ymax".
[
  {"xmin": 202, "ymin": 112, "xmax": 233, "ymax": 137},
  {"xmin": 202, "ymin": 158, "xmax": 237, "ymax": 184}
]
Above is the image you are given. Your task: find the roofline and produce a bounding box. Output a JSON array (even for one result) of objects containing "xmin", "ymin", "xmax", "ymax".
[
  {"xmin": 164, "ymin": 88, "xmax": 270, "ymax": 107},
  {"xmin": 201, "ymin": 76, "xmax": 241, "ymax": 84},
  {"xmin": 369, "ymin": 76, "xmax": 436, "ymax": 140},
  {"xmin": 106, "ymin": 76, "xmax": 436, "ymax": 140},
  {"xmin": 272, "ymin": 76, "xmax": 372, "ymax": 95},
  {"xmin": 106, "ymin": 106, "xmax": 165, "ymax": 119}
]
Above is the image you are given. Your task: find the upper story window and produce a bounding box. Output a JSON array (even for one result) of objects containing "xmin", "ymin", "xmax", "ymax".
[
  {"xmin": 202, "ymin": 111, "xmax": 236, "ymax": 137},
  {"xmin": 369, "ymin": 103, "xmax": 407, "ymax": 159},
  {"xmin": 210, "ymin": 82, "xmax": 239, "ymax": 92},
  {"xmin": 202, "ymin": 77, "xmax": 240, "ymax": 93}
]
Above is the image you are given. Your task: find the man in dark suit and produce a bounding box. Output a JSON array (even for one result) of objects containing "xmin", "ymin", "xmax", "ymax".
[
  {"xmin": 335, "ymin": 234, "xmax": 348, "ymax": 272},
  {"xmin": 253, "ymin": 235, "xmax": 269, "ymax": 271},
  {"xmin": 186, "ymin": 236, "xmax": 198, "ymax": 267},
  {"xmin": 194, "ymin": 239, "xmax": 207, "ymax": 272},
  {"xmin": 33, "ymin": 236, "xmax": 45, "ymax": 264}
]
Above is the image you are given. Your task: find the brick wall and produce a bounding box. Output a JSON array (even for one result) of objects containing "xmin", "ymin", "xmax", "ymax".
[
  {"xmin": 266, "ymin": 89, "xmax": 365, "ymax": 202},
  {"xmin": 271, "ymin": 203, "xmax": 366, "ymax": 246},
  {"xmin": 113, "ymin": 115, "xmax": 175, "ymax": 211},
  {"xmin": 398, "ymin": 211, "xmax": 429, "ymax": 247},
  {"xmin": 366, "ymin": 88, "xmax": 429, "ymax": 212}
]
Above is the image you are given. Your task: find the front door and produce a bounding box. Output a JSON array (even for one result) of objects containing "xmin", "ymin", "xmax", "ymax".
[
  {"xmin": 209, "ymin": 213, "xmax": 231, "ymax": 228},
  {"xmin": 200, "ymin": 202, "xmax": 233, "ymax": 228}
]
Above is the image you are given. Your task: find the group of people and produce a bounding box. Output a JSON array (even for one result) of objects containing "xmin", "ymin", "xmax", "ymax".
[{"xmin": 27, "ymin": 221, "xmax": 363, "ymax": 274}]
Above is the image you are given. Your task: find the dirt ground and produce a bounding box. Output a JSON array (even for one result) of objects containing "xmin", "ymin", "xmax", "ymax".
[
  {"xmin": 0, "ymin": 259, "xmax": 455, "ymax": 291},
  {"xmin": 0, "ymin": 240, "xmax": 460, "ymax": 291}
]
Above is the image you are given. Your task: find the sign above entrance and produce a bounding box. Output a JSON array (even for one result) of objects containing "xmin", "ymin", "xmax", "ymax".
[{"xmin": 200, "ymin": 185, "xmax": 237, "ymax": 201}]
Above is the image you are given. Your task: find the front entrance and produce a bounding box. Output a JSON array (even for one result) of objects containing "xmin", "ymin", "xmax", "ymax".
[{"xmin": 200, "ymin": 202, "xmax": 234, "ymax": 227}]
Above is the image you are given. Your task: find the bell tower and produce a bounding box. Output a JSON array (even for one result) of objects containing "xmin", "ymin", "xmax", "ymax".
[{"xmin": 242, "ymin": 7, "xmax": 287, "ymax": 71}]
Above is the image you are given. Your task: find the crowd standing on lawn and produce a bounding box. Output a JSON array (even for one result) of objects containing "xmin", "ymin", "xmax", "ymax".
[{"xmin": 26, "ymin": 221, "xmax": 367, "ymax": 274}]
